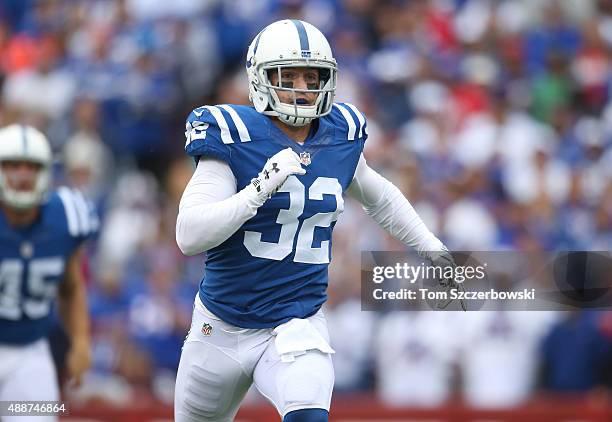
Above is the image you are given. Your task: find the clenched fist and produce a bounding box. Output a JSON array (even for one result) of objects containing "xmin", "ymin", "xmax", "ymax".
[{"xmin": 250, "ymin": 148, "xmax": 306, "ymax": 200}]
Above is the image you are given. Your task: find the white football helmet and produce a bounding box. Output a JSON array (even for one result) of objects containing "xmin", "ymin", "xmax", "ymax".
[
  {"xmin": 0, "ymin": 124, "xmax": 52, "ymax": 210},
  {"xmin": 246, "ymin": 19, "xmax": 337, "ymax": 127}
]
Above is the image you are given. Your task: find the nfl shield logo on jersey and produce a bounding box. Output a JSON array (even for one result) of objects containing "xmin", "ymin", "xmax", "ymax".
[
  {"xmin": 299, "ymin": 151, "xmax": 311, "ymax": 166},
  {"xmin": 201, "ymin": 323, "xmax": 213, "ymax": 336},
  {"xmin": 20, "ymin": 241, "xmax": 34, "ymax": 259}
]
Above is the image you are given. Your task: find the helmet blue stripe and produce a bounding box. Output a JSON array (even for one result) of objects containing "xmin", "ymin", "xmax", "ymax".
[
  {"xmin": 291, "ymin": 20, "xmax": 309, "ymax": 51},
  {"xmin": 20, "ymin": 125, "xmax": 28, "ymax": 154},
  {"xmin": 253, "ymin": 29, "xmax": 263, "ymax": 54}
]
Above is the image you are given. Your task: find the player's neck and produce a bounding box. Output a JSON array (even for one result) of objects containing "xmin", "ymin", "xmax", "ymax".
[
  {"xmin": 0, "ymin": 203, "xmax": 39, "ymax": 227},
  {"xmin": 271, "ymin": 118, "xmax": 311, "ymax": 144}
]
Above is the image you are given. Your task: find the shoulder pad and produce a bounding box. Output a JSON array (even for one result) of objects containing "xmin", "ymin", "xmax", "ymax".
[
  {"xmin": 56, "ymin": 187, "xmax": 99, "ymax": 239},
  {"xmin": 329, "ymin": 102, "xmax": 368, "ymax": 142},
  {"xmin": 185, "ymin": 105, "xmax": 257, "ymax": 162}
]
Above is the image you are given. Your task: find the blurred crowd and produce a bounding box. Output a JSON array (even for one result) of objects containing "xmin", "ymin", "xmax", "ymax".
[{"xmin": 1, "ymin": 0, "xmax": 612, "ymax": 409}]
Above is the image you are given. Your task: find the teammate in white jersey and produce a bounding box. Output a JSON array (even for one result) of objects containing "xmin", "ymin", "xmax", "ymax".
[{"xmin": 174, "ymin": 19, "xmax": 458, "ymax": 422}]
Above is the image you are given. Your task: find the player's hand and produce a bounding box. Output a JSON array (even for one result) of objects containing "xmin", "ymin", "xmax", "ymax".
[
  {"xmin": 425, "ymin": 247, "xmax": 467, "ymax": 311},
  {"xmin": 66, "ymin": 337, "xmax": 92, "ymax": 388},
  {"xmin": 251, "ymin": 148, "xmax": 306, "ymax": 199}
]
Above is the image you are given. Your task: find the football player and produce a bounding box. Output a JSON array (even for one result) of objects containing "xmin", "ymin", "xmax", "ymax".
[
  {"xmin": 0, "ymin": 125, "xmax": 98, "ymax": 421},
  {"xmin": 174, "ymin": 19, "xmax": 458, "ymax": 422}
]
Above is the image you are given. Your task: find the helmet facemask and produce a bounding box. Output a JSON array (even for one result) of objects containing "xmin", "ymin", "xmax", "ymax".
[
  {"xmin": 258, "ymin": 62, "xmax": 337, "ymax": 127},
  {"xmin": 0, "ymin": 125, "xmax": 52, "ymax": 211},
  {"xmin": 0, "ymin": 160, "xmax": 50, "ymax": 211}
]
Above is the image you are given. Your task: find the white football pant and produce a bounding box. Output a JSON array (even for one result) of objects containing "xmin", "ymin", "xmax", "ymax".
[
  {"xmin": 174, "ymin": 297, "xmax": 334, "ymax": 421},
  {"xmin": 0, "ymin": 338, "xmax": 59, "ymax": 422}
]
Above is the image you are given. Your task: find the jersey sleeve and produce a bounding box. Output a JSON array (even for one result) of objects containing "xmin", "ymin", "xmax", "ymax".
[
  {"xmin": 184, "ymin": 106, "xmax": 232, "ymax": 163},
  {"xmin": 56, "ymin": 187, "xmax": 100, "ymax": 248},
  {"xmin": 331, "ymin": 102, "xmax": 369, "ymax": 145}
]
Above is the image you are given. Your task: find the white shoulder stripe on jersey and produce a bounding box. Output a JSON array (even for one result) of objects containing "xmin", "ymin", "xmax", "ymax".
[
  {"xmin": 72, "ymin": 189, "xmax": 91, "ymax": 235},
  {"xmin": 204, "ymin": 106, "xmax": 233, "ymax": 144},
  {"xmin": 219, "ymin": 105, "xmax": 252, "ymax": 143},
  {"xmin": 58, "ymin": 187, "xmax": 97, "ymax": 237},
  {"xmin": 58, "ymin": 187, "xmax": 80, "ymax": 237},
  {"xmin": 333, "ymin": 104, "xmax": 357, "ymax": 141},
  {"xmin": 344, "ymin": 102, "xmax": 365, "ymax": 139}
]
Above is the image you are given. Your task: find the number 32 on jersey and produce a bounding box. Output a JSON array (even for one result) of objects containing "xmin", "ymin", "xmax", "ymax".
[{"xmin": 244, "ymin": 176, "xmax": 343, "ymax": 264}]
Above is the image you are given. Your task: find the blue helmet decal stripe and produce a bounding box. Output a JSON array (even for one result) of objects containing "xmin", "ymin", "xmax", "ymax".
[
  {"xmin": 253, "ymin": 29, "xmax": 263, "ymax": 54},
  {"xmin": 20, "ymin": 125, "xmax": 28, "ymax": 154},
  {"xmin": 291, "ymin": 20, "xmax": 309, "ymax": 51},
  {"xmin": 247, "ymin": 30, "xmax": 264, "ymax": 68}
]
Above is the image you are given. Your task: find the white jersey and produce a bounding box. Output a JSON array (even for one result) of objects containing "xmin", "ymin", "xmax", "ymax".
[
  {"xmin": 326, "ymin": 300, "xmax": 377, "ymax": 390},
  {"xmin": 374, "ymin": 312, "xmax": 460, "ymax": 406},
  {"xmin": 458, "ymin": 311, "xmax": 559, "ymax": 407}
]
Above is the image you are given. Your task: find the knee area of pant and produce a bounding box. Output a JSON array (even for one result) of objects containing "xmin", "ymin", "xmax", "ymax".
[{"xmin": 283, "ymin": 408, "xmax": 329, "ymax": 422}]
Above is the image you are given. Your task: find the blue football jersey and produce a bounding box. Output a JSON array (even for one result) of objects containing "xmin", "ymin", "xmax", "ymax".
[
  {"xmin": 184, "ymin": 103, "xmax": 368, "ymax": 328},
  {"xmin": 0, "ymin": 188, "xmax": 98, "ymax": 344}
]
